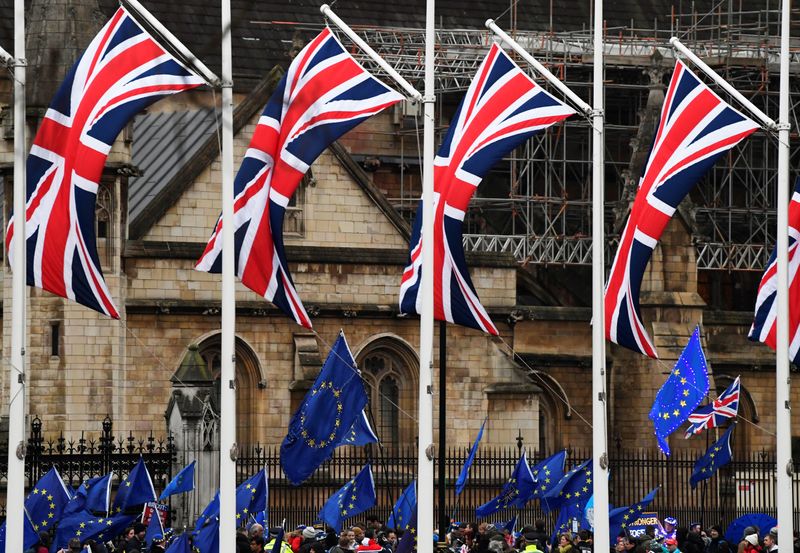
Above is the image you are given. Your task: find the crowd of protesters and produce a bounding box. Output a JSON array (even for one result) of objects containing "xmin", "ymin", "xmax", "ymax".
[{"xmin": 22, "ymin": 514, "xmax": 800, "ymax": 553}]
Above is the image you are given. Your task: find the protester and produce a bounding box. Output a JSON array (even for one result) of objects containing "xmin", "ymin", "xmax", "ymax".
[
  {"xmin": 764, "ymin": 528, "xmax": 779, "ymax": 553},
  {"xmin": 705, "ymin": 525, "xmax": 728, "ymax": 553},
  {"xmin": 666, "ymin": 538, "xmax": 681, "ymax": 553}
]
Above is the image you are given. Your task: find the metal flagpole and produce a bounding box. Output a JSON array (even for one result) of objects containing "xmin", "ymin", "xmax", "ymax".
[
  {"xmin": 418, "ymin": 0, "xmax": 436, "ymax": 550},
  {"xmin": 775, "ymin": 0, "xmax": 794, "ymax": 549},
  {"xmin": 219, "ymin": 0, "xmax": 237, "ymax": 550},
  {"xmin": 591, "ymin": 0, "xmax": 610, "ymax": 548},
  {"xmin": 6, "ymin": 0, "xmax": 27, "ymax": 546}
]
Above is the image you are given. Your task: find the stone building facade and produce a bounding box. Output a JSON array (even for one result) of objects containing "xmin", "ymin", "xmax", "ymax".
[{"xmin": 0, "ymin": 0, "xmax": 796, "ymax": 509}]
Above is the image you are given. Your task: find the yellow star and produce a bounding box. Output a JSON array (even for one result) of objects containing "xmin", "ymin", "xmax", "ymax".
[
  {"xmin": 663, "ymin": 412, "xmax": 670, "ymax": 419},
  {"xmin": 674, "ymin": 369, "xmax": 680, "ymax": 376},
  {"xmin": 673, "ymin": 409, "xmax": 680, "ymax": 417},
  {"xmin": 125, "ymin": 482, "xmax": 131, "ymax": 487},
  {"xmin": 681, "ymin": 378, "xmax": 687, "ymax": 385},
  {"xmin": 680, "ymin": 400, "xmax": 687, "ymax": 407},
  {"xmin": 683, "ymin": 389, "xmax": 690, "ymax": 397}
]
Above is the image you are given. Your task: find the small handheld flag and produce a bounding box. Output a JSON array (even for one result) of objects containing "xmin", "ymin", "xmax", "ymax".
[
  {"xmin": 112, "ymin": 457, "xmax": 156, "ymax": 512},
  {"xmin": 475, "ymin": 451, "xmax": 535, "ymax": 517},
  {"xmin": 145, "ymin": 504, "xmax": 165, "ymax": 547},
  {"xmin": 530, "ymin": 450, "xmax": 567, "ymax": 506},
  {"xmin": 159, "ymin": 460, "xmax": 196, "ymax": 500},
  {"xmin": 318, "ymin": 463, "xmax": 377, "ymax": 532},
  {"xmin": 455, "ymin": 418, "xmax": 486, "ymax": 495},
  {"xmin": 608, "ymin": 487, "xmax": 659, "ymax": 544},
  {"xmin": 690, "ymin": 424, "xmax": 735, "ymax": 489},
  {"xmin": 648, "ymin": 327, "xmax": 710, "ymax": 455},
  {"xmin": 541, "ymin": 458, "xmax": 593, "ymax": 514},
  {"xmin": 387, "ymin": 480, "xmax": 416, "ymax": 531},
  {"xmin": 23, "ymin": 466, "xmax": 72, "ymax": 536},
  {"xmin": 685, "ymin": 376, "xmax": 740, "ymax": 438}
]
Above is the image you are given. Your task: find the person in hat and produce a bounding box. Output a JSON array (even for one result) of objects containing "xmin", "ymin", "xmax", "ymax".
[
  {"xmin": 124, "ymin": 522, "xmax": 147, "ymax": 553},
  {"xmin": 298, "ymin": 527, "xmax": 321, "ymax": 553},
  {"xmin": 743, "ymin": 534, "xmax": 762, "ymax": 553},
  {"xmin": 658, "ymin": 519, "xmax": 679, "ymax": 541},
  {"xmin": 666, "ymin": 538, "xmax": 681, "ymax": 553},
  {"xmin": 706, "ymin": 525, "xmax": 729, "ymax": 553},
  {"xmin": 764, "ymin": 528, "xmax": 778, "ymax": 553}
]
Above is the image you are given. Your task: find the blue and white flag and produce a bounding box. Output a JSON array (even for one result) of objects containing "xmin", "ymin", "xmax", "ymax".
[{"xmin": 455, "ymin": 418, "xmax": 486, "ymax": 496}]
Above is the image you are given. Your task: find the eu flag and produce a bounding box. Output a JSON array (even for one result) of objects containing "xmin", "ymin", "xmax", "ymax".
[
  {"xmin": 236, "ymin": 469, "xmax": 268, "ymax": 524},
  {"xmin": 318, "ymin": 463, "xmax": 377, "ymax": 532},
  {"xmin": 455, "ymin": 418, "xmax": 486, "ymax": 496},
  {"xmin": 690, "ymin": 423, "xmax": 735, "ymax": 489},
  {"xmin": 542, "ymin": 458, "xmax": 593, "ymax": 514},
  {"xmin": 65, "ymin": 472, "xmax": 113, "ymax": 516},
  {"xmin": 281, "ymin": 332, "xmax": 369, "ymax": 485},
  {"xmin": 193, "ymin": 514, "xmax": 219, "ymax": 553},
  {"xmin": 25, "ymin": 466, "xmax": 72, "ymax": 536},
  {"xmin": 52, "ymin": 510, "xmax": 136, "ymax": 551},
  {"xmin": 649, "ymin": 327, "xmax": 709, "ymax": 455},
  {"xmin": 195, "ymin": 491, "xmax": 219, "ymax": 531},
  {"xmin": 395, "ymin": 510, "xmax": 417, "ymax": 553},
  {"xmin": 337, "ymin": 410, "xmax": 379, "ymax": 447},
  {"xmin": 475, "ymin": 451, "xmax": 535, "ymax": 518},
  {"xmin": 608, "ymin": 487, "xmax": 659, "ymax": 543},
  {"xmin": 388, "ymin": 480, "xmax": 416, "ymax": 531},
  {"xmin": 112, "ymin": 457, "xmax": 156, "ymax": 512},
  {"xmin": 530, "ymin": 450, "xmax": 567, "ymax": 507},
  {"xmin": 0, "ymin": 513, "xmax": 39, "ymax": 552},
  {"xmin": 164, "ymin": 532, "xmax": 191, "ymax": 553},
  {"xmin": 159, "ymin": 461, "xmax": 196, "ymax": 500}
]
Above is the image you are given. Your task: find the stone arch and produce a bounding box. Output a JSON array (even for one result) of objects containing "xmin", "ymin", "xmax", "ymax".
[
  {"xmin": 529, "ymin": 370, "xmax": 572, "ymax": 420},
  {"xmin": 354, "ymin": 334, "xmax": 419, "ymax": 449},
  {"xmin": 178, "ymin": 332, "xmax": 265, "ymax": 446}
]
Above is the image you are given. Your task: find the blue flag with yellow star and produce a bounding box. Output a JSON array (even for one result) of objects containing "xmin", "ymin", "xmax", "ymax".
[
  {"xmin": 236, "ymin": 469, "xmax": 268, "ymax": 524},
  {"xmin": 318, "ymin": 463, "xmax": 376, "ymax": 532},
  {"xmin": 164, "ymin": 532, "xmax": 191, "ymax": 553},
  {"xmin": 337, "ymin": 410, "xmax": 379, "ymax": 447},
  {"xmin": 112, "ymin": 457, "xmax": 156, "ymax": 512},
  {"xmin": 195, "ymin": 491, "xmax": 219, "ymax": 531},
  {"xmin": 475, "ymin": 451, "xmax": 536, "ymax": 518},
  {"xmin": 608, "ymin": 487, "xmax": 659, "ymax": 544},
  {"xmin": 193, "ymin": 514, "xmax": 219, "ymax": 553},
  {"xmin": 52, "ymin": 510, "xmax": 137, "ymax": 551},
  {"xmin": 145, "ymin": 504, "xmax": 166, "ymax": 547},
  {"xmin": 455, "ymin": 417, "xmax": 486, "ymax": 496},
  {"xmin": 25, "ymin": 466, "xmax": 72, "ymax": 539},
  {"xmin": 281, "ymin": 332, "xmax": 369, "ymax": 485},
  {"xmin": 395, "ymin": 510, "xmax": 417, "ymax": 553},
  {"xmin": 64, "ymin": 472, "xmax": 113, "ymax": 516},
  {"xmin": 649, "ymin": 327, "xmax": 709, "ymax": 455},
  {"xmin": 541, "ymin": 458, "xmax": 593, "ymax": 514},
  {"xmin": 159, "ymin": 460, "xmax": 196, "ymax": 500},
  {"xmin": 0, "ymin": 512, "xmax": 40, "ymax": 552},
  {"xmin": 690, "ymin": 423, "xmax": 734, "ymax": 489},
  {"xmin": 530, "ymin": 450, "xmax": 567, "ymax": 509},
  {"xmin": 388, "ymin": 480, "xmax": 416, "ymax": 531}
]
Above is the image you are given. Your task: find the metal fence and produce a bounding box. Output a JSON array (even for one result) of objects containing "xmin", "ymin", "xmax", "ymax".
[
  {"xmin": 235, "ymin": 445, "xmax": 800, "ymax": 532},
  {"xmin": 0, "ymin": 423, "xmax": 797, "ymax": 533}
]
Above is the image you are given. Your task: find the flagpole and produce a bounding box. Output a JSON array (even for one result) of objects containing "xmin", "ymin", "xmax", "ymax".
[
  {"xmin": 775, "ymin": 0, "xmax": 794, "ymax": 550},
  {"xmin": 591, "ymin": 0, "xmax": 610, "ymax": 552},
  {"xmin": 218, "ymin": 0, "xmax": 237, "ymax": 550},
  {"xmin": 6, "ymin": 0, "xmax": 27, "ymax": 546},
  {"xmin": 417, "ymin": 0, "xmax": 436, "ymax": 551}
]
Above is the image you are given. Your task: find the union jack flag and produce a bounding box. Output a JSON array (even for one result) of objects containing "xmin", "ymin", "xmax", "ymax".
[
  {"xmin": 196, "ymin": 29, "xmax": 403, "ymax": 327},
  {"xmin": 604, "ymin": 60, "xmax": 759, "ymax": 357},
  {"xmin": 749, "ymin": 177, "xmax": 800, "ymax": 364},
  {"xmin": 684, "ymin": 376, "xmax": 740, "ymax": 438},
  {"xmin": 399, "ymin": 44, "xmax": 575, "ymax": 334},
  {"xmin": 5, "ymin": 7, "xmax": 204, "ymax": 318}
]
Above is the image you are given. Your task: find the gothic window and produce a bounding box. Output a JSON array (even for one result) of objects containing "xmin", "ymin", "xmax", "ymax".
[
  {"xmin": 197, "ymin": 336, "xmax": 263, "ymax": 446},
  {"xmin": 357, "ymin": 337, "xmax": 418, "ymax": 450}
]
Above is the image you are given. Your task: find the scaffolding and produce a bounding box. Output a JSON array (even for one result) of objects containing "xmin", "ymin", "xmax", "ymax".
[{"xmin": 324, "ymin": 2, "xmax": 800, "ymax": 271}]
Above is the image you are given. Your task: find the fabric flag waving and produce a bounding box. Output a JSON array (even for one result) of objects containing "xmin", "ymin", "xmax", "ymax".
[
  {"xmin": 648, "ymin": 327, "xmax": 709, "ymax": 455},
  {"xmin": 475, "ymin": 451, "xmax": 536, "ymax": 517},
  {"xmin": 5, "ymin": 7, "xmax": 203, "ymax": 318},
  {"xmin": 541, "ymin": 458, "xmax": 593, "ymax": 514},
  {"xmin": 336, "ymin": 410, "xmax": 379, "ymax": 447},
  {"xmin": 145, "ymin": 504, "xmax": 166, "ymax": 547},
  {"xmin": 318, "ymin": 463, "xmax": 376, "ymax": 532},
  {"xmin": 159, "ymin": 460, "xmax": 196, "ymax": 500},
  {"xmin": 64, "ymin": 472, "xmax": 113, "ymax": 516},
  {"xmin": 608, "ymin": 487, "xmax": 659, "ymax": 544},
  {"xmin": 112, "ymin": 457, "xmax": 156, "ymax": 512},
  {"xmin": 605, "ymin": 59, "xmax": 759, "ymax": 357},
  {"xmin": 195, "ymin": 491, "xmax": 219, "ymax": 531},
  {"xmin": 164, "ymin": 532, "xmax": 191, "ymax": 553},
  {"xmin": 455, "ymin": 418, "xmax": 486, "ymax": 495},
  {"xmin": 387, "ymin": 480, "xmax": 416, "ymax": 531},
  {"xmin": 52, "ymin": 511, "xmax": 137, "ymax": 551},
  {"xmin": 685, "ymin": 376, "xmax": 740, "ymax": 438},
  {"xmin": 690, "ymin": 423, "xmax": 735, "ymax": 488},
  {"xmin": 399, "ymin": 43, "xmax": 575, "ymax": 335},
  {"xmin": 24, "ymin": 466, "xmax": 72, "ymax": 537},
  {"xmin": 530, "ymin": 450, "xmax": 567, "ymax": 506},
  {"xmin": 196, "ymin": 28, "xmax": 403, "ymax": 328},
  {"xmin": 281, "ymin": 332, "xmax": 369, "ymax": 485},
  {"xmin": 750, "ymin": 177, "xmax": 800, "ymax": 364},
  {"xmin": 395, "ymin": 510, "xmax": 418, "ymax": 553},
  {"xmin": 193, "ymin": 513, "xmax": 220, "ymax": 553},
  {"xmin": 236, "ymin": 469, "xmax": 268, "ymax": 523}
]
